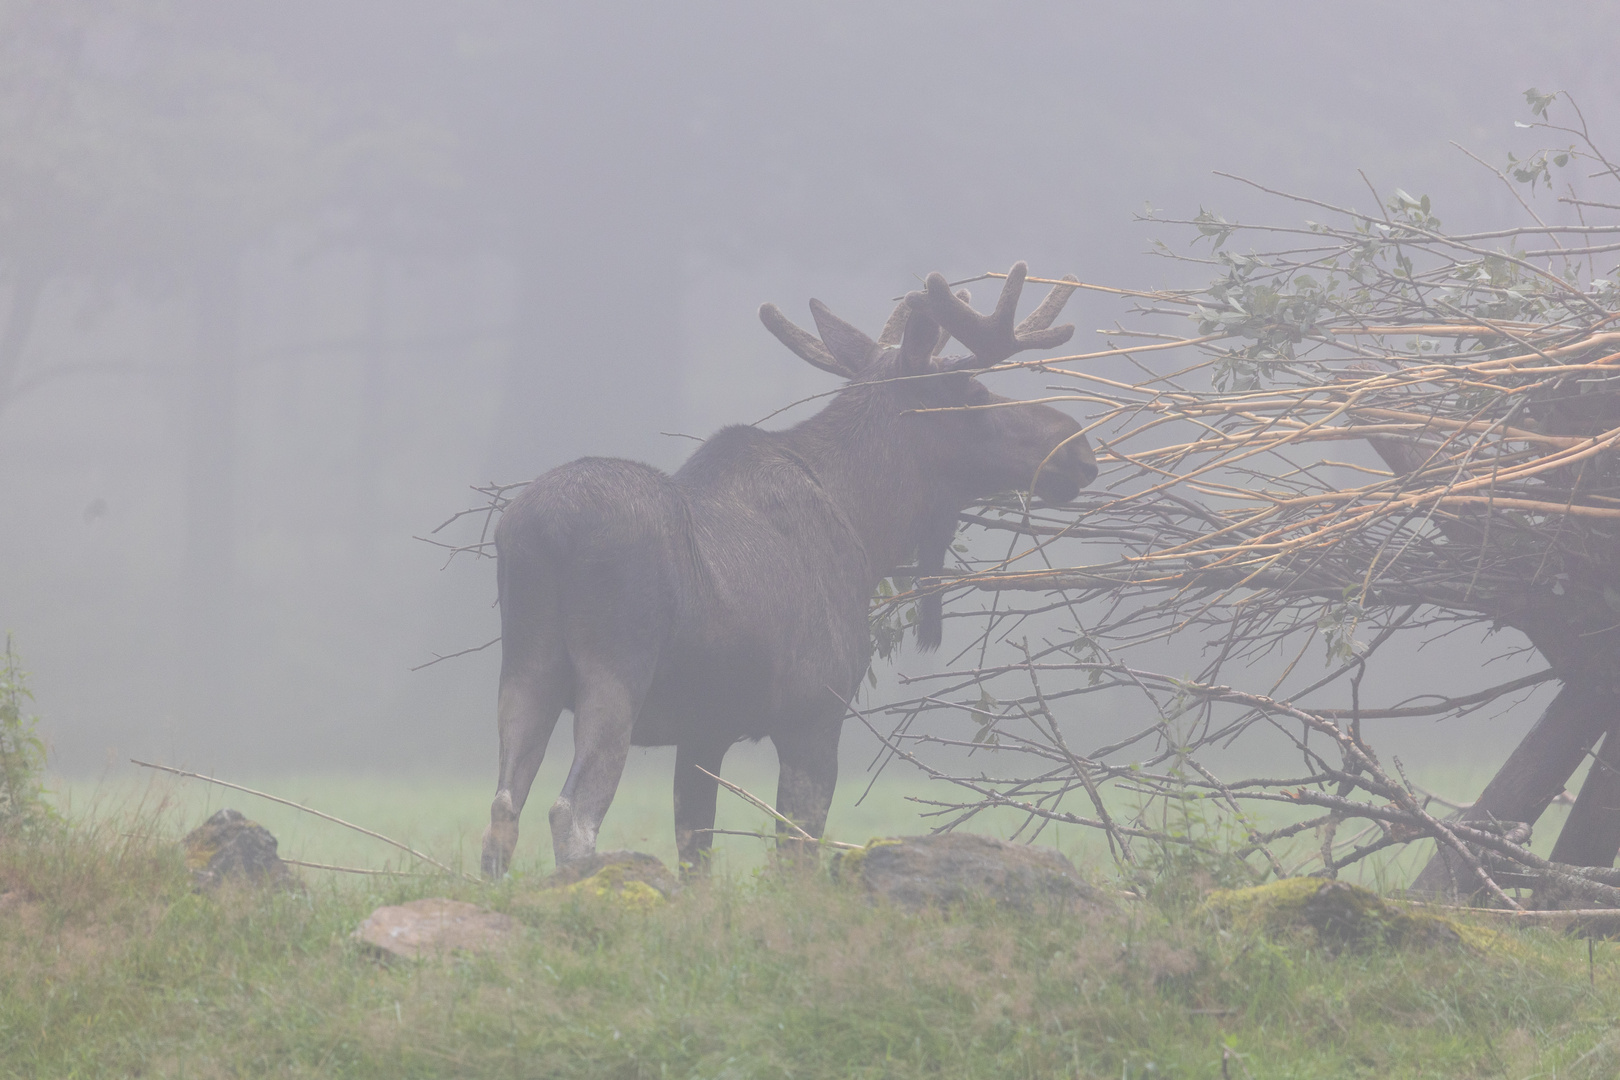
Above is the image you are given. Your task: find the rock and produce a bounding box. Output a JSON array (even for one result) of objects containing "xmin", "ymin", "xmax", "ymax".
[
  {"xmin": 1203, "ymin": 878, "xmax": 1472, "ymax": 953},
  {"xmin": 544, "ymin": 850, "xmax": 677, "ymax": 910},
  {"xmin": 836, "ymin": 833, "xmax": 1101, "ymax": 912},
  {"xmin": 182, "ymin": 808, "xmax": 293, "ymax": 890},
  {"xmin": 354, "ymin": 898, "xmax": 522, "ymax": 961}
]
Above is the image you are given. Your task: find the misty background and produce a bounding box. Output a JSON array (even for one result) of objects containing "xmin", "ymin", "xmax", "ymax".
[{"xmin": 1, "ymin": 2, "xmax": 1614, "ymax": 781}]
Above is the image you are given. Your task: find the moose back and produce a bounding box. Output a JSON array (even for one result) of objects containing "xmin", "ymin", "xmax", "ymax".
[{"xmin": 481, "ymin": 265, "xmax": 1097, "ymax": 877}]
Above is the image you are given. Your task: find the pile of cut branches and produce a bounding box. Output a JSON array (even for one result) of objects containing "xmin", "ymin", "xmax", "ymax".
[{"xmin": 874, "ymin": 90, "xmax": 1620, "ymax": 907}]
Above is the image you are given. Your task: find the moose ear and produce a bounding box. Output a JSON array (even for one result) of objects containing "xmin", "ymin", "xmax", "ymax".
[
  {"xmin": 897, "ymin": 292, "xmax": 939, "ymax": 376},
  {"xmin": 809, "ymin": 299, "xmax": 882, "ymax": 374}
]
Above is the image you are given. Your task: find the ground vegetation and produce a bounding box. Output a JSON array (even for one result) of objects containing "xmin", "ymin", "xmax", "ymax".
[{"xmin": 3, "ymin": 803, "xmax": 1620, "ymax": 1078}]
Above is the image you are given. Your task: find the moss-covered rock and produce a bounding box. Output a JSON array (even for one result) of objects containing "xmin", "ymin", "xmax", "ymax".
[
  {"xmin": 181, "ymin": 808, "xmax": 294, "ymax": 891},
  {"xmin": 544, "ymin": 851, "xmax": 676, "ymax": 911},
  {"xmin": 1203, "ymin": 878, "xmax": 1473, "ymax": 954},
  {"xmin": 827, "ymin": 836, "xmax": 903, "ymax": 882},
  {"xmin": 834, "ymin": 833, "xmax": 1102, "ymax": 912}
]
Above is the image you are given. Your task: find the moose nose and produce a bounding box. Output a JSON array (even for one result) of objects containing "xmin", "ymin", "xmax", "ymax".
[
  {"xmin": 1076, "ymin": 452, "xmax": 1099, "ymax": 489},
  {"xmin": 1033, "ymin": 440, "xmax": 1096, "ymax": 502},
  {"xmin": 1068, "ymin": 441, "xmax": 1099, "ymax": 488}
]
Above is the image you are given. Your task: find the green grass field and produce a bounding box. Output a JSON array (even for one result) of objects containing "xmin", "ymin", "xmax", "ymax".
[
  {"xmin": 50, "ymin": 750, "xmax": 1566, "ymax": 889},
  {"xmin": 4, "ymin": 791, "xmax": 1618, "ymax": 1078},
  {"xmin": 8, "ymin": 757, "xmax": 1607, "ymax": 1078},
  {"xmin": 54, "ymin": 742, "xmax": 1162, "ymax": 880}
]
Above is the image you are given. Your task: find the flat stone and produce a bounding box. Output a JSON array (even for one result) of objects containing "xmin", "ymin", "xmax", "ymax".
[
  {"xmin": 182, "ymin": 808, "xmax": 293, "ymax": 890},
  {"xmin": 353, "ymin": 898, "xmax": 521, "ymax": 960},
  {"xmin": 837, "ymin": 833, "xmax": 1102, "ymax": 912}
]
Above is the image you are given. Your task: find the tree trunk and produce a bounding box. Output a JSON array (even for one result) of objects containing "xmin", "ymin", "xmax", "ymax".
[
  {"xmin": 1547, "ymin": 718, "xmax": 1620, "ymax": 869},
  {"xmin": 1408, "ymin": 677, "xmax": 1615, "ymax": 898}
]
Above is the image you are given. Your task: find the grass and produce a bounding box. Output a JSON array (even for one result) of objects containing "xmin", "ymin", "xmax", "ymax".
[
  {"xmin": 50, "ymin": 750, "xmax": 1555, "ymax": 884},
  {"xmin": 3, "ymin": 775, "xmax": 1619, "ymax": 1078},
  {"xmin": 49, "ymin": 743, "xmax": 1140, "ymax": 878}
]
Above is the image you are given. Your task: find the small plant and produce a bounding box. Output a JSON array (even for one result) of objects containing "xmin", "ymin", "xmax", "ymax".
[
  {"xmin": 1132, "ymin": 765, "xmax": 1266, "ymax": 907},
  {"xmin": 0, "ymin": 634, "xmax": 53, "ymax": 833}
]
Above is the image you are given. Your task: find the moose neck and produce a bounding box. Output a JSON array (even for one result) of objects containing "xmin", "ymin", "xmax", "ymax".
[{"xmin": 778, "ymin": 384, "xmax": 940, "ymax": 584}]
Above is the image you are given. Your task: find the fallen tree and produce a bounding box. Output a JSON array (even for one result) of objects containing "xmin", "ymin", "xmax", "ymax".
[{"xmin": 875, "ymin": 89, "xmax": 1620, "ymax": 906}]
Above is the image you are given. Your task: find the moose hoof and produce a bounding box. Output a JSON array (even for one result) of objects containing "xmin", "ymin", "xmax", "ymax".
[{"xmin": 481, "ymin": 826, "xmax": 515, "ymax": 880}]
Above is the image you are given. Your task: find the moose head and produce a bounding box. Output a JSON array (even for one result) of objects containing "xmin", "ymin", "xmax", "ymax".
[{"xmin": 758, "ymin": 261, "xmax": 1098, "ymax": 646}]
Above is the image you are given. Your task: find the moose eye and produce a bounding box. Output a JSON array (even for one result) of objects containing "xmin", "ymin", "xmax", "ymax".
[
  {"xmin": 928, "ymin": 374, "xmax": 983, "ymax": 407},
  {"xmin": 917, "ymin": 371, "xmax": 978, "ymax": 405},
  {"xmin": 959, "ymin": 378, "xmax": 991, "ymax": 404}
]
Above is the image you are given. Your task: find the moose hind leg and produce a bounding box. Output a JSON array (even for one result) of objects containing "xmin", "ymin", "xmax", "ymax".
[
  {"xmin": 674, "ymin": 739, "xmax": 728, "ymax": 874},
  {"xmin": 772, "ymin": 721, "xmax": 841, "ymax": 862},
  {"xmin": 483, "ymin": 657, "xmax": 571, "ymax": 879},
  {"xmin": 550, "ymin": 660, "xmax": 652, "ymax": 866}
]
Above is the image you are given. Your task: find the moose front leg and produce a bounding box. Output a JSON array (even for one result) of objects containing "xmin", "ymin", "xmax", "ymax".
[
  {"xmin": 771, "ymin": 720, "xmax": 841, "ymax": 864},
  {"xmin": 674, "ymin": 738, "xmax": 728, "ymax": 874}
]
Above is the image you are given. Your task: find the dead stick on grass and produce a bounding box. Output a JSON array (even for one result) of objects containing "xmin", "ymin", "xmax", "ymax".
[
  {"xmin": 281, "ymin": 858, "xmax": 433, "ymax": 877},
  {"xmin": 697, "ymin": 828, "xmax": 781, "ymax": 841},
  {"xmin": 130, "ymin": 758, "xmax": 474, "ymax": 880},
  {"xmin": 695, "ymin": 766, "xmax": 863, "ymax": 850}
]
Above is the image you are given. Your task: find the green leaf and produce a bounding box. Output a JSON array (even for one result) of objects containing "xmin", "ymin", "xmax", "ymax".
[{"xmin": 1524, "ymin": 87, "xmax": 1558, "ymax": 117}]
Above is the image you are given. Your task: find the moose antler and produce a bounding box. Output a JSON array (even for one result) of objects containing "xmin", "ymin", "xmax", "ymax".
[
  {"xmin": 759, "ymin": 303, "xmax": 856, "ymax": 378},
  {"xmin": 763, "ymin": 265, "xmax": 1075, "ymax": 378},
  {"xmin": 896, "ymin": 292, "xmax": 939, "ymax": 376},
  {"xmin": 876, "ymin": 298, "xmax": 911, "ymax": 348},
  {"xmin": 759, "ymin": 299, "xmax": 891, "ymax": 379},
  {"xmin": 924, "ymin": 262, "xmax": 1079, "ymax": 368},
  {"xmin": 877, "ymin": 288, "xmax": 971, "ymax": 357}
]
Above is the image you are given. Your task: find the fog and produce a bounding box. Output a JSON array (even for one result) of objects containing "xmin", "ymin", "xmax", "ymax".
[{"xmin": 1, "ymin": 2, "xmax": 1613, "ymax": 779}]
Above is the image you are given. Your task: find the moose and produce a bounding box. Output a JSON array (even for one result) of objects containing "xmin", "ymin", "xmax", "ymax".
[{"xmin": 480, "ymin": 264, "xmax": 1098, "ymax": 877}]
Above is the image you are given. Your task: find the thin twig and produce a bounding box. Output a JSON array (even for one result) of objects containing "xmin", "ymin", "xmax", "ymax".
[
  {"xmin": 130, "ymin": 759, "xmax": 473, "ymax": 880},
  {"xmin": 695, "ymin": 766, "xmax": 863, "ymax": 850},
  {"xmin": 410, "ymin": 636, "xmax": 500, "ymax": 672},
  {"xmin": 281, "ymin": 858, "xmax": 433, "ymax": 877}
]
